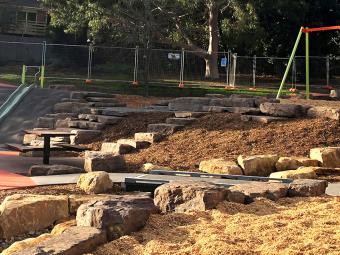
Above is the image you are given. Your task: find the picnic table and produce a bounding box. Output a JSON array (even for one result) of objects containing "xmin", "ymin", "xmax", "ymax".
[{"xmin": 25, "ymin": 130, "xmax": 74, "ymax": 164}]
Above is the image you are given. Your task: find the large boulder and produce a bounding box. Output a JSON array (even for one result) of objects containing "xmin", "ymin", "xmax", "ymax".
[
  {"xmin": 269, "ymin": 167, "xmax": 318, "ymax": 179},
  {"xmin": 288, "ymin": 179, "xmax": 328, "ymax": 197},
  {"xmin": 260, "ymin": 103, "xmax": 306, "ymax": 117},
  {"xmin": 307, "ymin": 106, "xmax": 340, "ymax": 120},
  {"xmin": 84, "ymin": 151, "xmax": 126, "ymax": 172},
  {"xmin": 77, "ymin": 171, "xmax": 113, "ymax": 194},
  {"xmin": 68, "ymin": 193, "xmax": 149, "ymax": 215},
  {"xmin": 28, "ymin": 164, "xmax": 84, "ymax": 176},
  {"xmin": 310, "ymin": 147, "xmax": 340, "ymax": 168},
  {"xmin": 227, "ymin": 182, "xmax": 288, "ymax": 203},
  {"xmin": 0, "ymin": 195, "xmax": 69, "ymax": 240},
  {"xmin": 154, "ymin": 181, "xmax": 228, "ymax": 213},
  {"xmin": 275, "ymin": 157, "xmax": 319, "ymax": 171},
  {"xmin": 237, "ymin": 155, "xmax": 279, "ymax": 176},
  {"xmin": 76, "ymin": 196, "xmax": 157, "ymax": 241},
  {"xmin": 199, "ymin": 159, "xmax": 243, "ymax": 175},
  {"xmin": 11, "ymin": 227, "xmax": 106, "ymax": 255}
]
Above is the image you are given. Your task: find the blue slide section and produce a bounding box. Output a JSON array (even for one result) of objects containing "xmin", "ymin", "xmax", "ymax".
[{"xmin": 0, "ymin": 84, "xmax": 34, "ymax": 124}]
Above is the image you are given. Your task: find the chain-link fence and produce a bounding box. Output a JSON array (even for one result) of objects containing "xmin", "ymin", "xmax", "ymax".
[{"xmin": 0, "ymin": 40, "xmax": 339, "ymax": 91}]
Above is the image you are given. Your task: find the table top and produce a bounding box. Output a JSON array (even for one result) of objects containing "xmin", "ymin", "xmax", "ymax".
[{"xmin": 25, "ymin": 129, "xmax": 73, "ymax": 137}]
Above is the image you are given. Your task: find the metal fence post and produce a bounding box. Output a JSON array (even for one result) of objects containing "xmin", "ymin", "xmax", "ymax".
[
  {"xmin": 252, "ymin": 55, "xmax": 256, "ymax": 89},
  {"xmin": 87, "ymin": 44, "xmax": 93, "ymax": 81},
  {"xmin": 133, "ymin": 46, "xmax": 139, "ymax": 86},
  {"xmin": 178, "ymin": 48, "xmax": 185, "ymax": 88},
  {"xmin": 40, "ymin": 41, "xmax": 46, "ymax": 88},
  {"xmin": 326, "ymin": 55, "xmax": 330, "ymax": 87}
]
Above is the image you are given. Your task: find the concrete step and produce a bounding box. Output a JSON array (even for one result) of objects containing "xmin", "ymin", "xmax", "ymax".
[
  {"xmin": 241, "ymin": 115, "xmax": 289, "ymax": 124},
  {"xmin": 68, "ymin": 120, "xmax": 105, "ymax": 130},
  {"xmin": 166, "ymin": 117, "xmax": 196, "ymax": 126},
  {"xmin": 147, "ymin": 123, "xmax": 184, "ymax": 136}
]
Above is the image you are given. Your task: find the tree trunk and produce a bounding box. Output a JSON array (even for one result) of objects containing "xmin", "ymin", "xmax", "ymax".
[{"xmin": 205, "ymin": 1, "xmax": 219, "ymax": 79}]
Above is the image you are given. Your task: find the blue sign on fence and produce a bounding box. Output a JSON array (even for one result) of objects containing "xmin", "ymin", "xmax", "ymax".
[{"xmin": 221, "ymin": 57, "xmax": 228, "ymax": 67}]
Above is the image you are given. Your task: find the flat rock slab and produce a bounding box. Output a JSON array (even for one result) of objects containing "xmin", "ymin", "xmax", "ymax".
[
  {"xmin": 260, "ymin": 103, "xmax": 306, "ymax": 117},
  {"xmin": 69, "ymin": 193, "xmax": 151, "ymax": 215},
  {"xmin": 101, "ymin": 142, "xmax": 135, "ymax": 155},
  {"xmin": 117, "ymin": 139, "xmax": 150, "ymax": 149},
  {"xmin": 100, "ymin": 109, "xmax": 129, "ymax": 117},
  {"xmin": 68, "ymin": 121, "xmax": 105, "ymax": 130},
  {"xmin": 54, "ymin": 102, "xmax": 90, "ymax": 114},
  {"xmin": 134, "ymin": 132, "xmax": 164, "ymax": 144},
  {"xmin": 224, "ymin": 107, "xmax": 261, "ymax": 115},
  {"xmin": 77, "ymin": 196, "xmax": 157, "ymax": 241},
  {"xmin": 166, "ymin": 117, "xmax": 196, "ymax": 126},
  {"xmin": 70, "ymin": 129, "xmax": 101, "ymax": 144},
  {"xmin": 228, "ymin": 182, "xmax": 288, "ymax": 203},
  {"xmin": 241, "ymin": 115, "xmax": 288, "ymax": 124},
  {"xmin": 174, "ymin": 112, "xmax": 207, "ymax": 118},
  {"xmin": 88, "ymin": 102, "xmax": 127, "ymax": 108},
  {"xmin": 154, "ymin": 181, "xmax": 228, "ymax": 213},
  {"xmin": 269, "ymin": 167, "xmax": 318, "ymax": 179},
  {"xmin": 169, "ymin": 97, "xmax": 211, "ymax": 112},
  {"xmin": 288, "ymin": 179, "xmax": 328, "ymax": 197},
  {"xmin": 11, "ymin": 226, "xmax": 106, "ymax": 255},
  {"xmin": 28, "ymin": 164, "xmax": 84, "ymax": 176},
  {"xmin": 275, "ymin": 157, "xmax": 319, "ymax": 171},
  {"xmin": 79, "ymin": 114, "xmax": 122, "ymax": 125},
  {"xmin": 202, "ymin": 106, "xmax": 229, "ymax": 113},
  {"xmin": 147, "ymin": 123, "xmax": 184, "ymax": 136},
  {"xmin": 86, "ymin": 97, "xmax": 119, "ymax": 103}
]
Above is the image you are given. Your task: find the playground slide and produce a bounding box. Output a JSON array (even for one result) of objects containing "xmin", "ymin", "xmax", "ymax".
[
  {"xmin": 0, "ymin": 88, "xmax": 70, "ymax": 144},
  {"xmin": 0, "ymin": 84, "xmax": 34, "ymax": 124}
]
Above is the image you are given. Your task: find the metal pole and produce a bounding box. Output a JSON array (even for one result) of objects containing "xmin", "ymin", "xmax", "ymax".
[
  {"xmin": 232, "ymin": 53, "xmax": 237, "ymax": 87},
  {"xmin": 276, "ymin": 27, "xmax": 304, "ymax": 99},
  {"xmin": 133, "ymin": 46, "xmax": 139, "ymax": 85},
  {"xmin": 41, "ymin": 41, "xmax": 46, "ymax": 88},
  {"xmin": 226, "ymin": 50, "xmax": 230, "ymax": 85},
  {"xmin": 305, "ymin": 31, "xmax": 310, "ymax": 99},
  {"xmin": 253, "ymin": 55, "xmax": 256, "ymax": 89},
  {"xmin": 22, "ymin": 65, "xmax": 26, "ymax": 85},
  {"xmin": 326, "ymin": 55, "xmax": 330, "ymax": 87},
  {"xmin": 179, "ymin": 48, "xmax": 185, "ymax": 88},
  {"xmin": 87, "ymin": 44, "xmax": 93, "ymax": 80}
]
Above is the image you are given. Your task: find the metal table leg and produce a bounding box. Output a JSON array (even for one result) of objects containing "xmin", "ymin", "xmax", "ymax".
[{"xmin": 43, "ymin": 135, "xmax": 51, "ymax": 164}]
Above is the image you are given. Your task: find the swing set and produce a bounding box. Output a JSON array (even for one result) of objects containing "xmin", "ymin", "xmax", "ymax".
[{"xmin": 276, "ymin": 25, "xmax": 340, "ymax": 99}]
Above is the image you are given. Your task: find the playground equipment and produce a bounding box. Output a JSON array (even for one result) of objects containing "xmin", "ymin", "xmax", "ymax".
[
  {"xmin": 21, "ymin": 65, "xmax": 45, "ymax": 88},
  {"xmin": 277, "ymin": 25, "xmax": 340, "ymax": 99}
]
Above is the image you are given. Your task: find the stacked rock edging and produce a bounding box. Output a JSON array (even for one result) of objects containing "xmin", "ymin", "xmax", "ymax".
[{"xmin": 199, "ymin": 147, "xmax": 340, "ymax": 179}]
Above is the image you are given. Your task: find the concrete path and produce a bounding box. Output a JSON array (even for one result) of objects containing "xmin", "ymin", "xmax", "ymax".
[{"xmin": 29, "ymin": 173, "xmax": 340, "ymax": 196}]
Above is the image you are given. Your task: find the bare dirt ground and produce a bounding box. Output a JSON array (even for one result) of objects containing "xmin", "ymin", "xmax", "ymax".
[
  {"xmin": 87, "ymin": 112, "xmax": 173, "ymax": 151},
  {"xmin": 122, "ymin": 114, "xmax": 340, "ymax": 171},
  {"xmin": 115, "ymin": 94, "xmax": 169, "ymax": 108},
  {"xmin": 281, "ymin": 98, "xmax": 340, "ymax": 107},
  {"xmin": 94, "ymin": 196, "xmax": 340, "ymax": 255}
]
